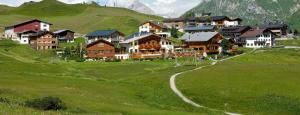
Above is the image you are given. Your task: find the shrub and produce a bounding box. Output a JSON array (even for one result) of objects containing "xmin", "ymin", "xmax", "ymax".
[
  {"xmin": 236, "ymin": 50, "xmax": 244, "ymax": 55},
  {"xmin": 75, "ymin": 58, "xmax": 85, "ymax": 62},
  {"xmin": 25, "ymin": 96, "xmax": 66, "ymax": 111},
  {"xmin": 0, "ymin": 97, "xmax": 9, "ymax": 104}
]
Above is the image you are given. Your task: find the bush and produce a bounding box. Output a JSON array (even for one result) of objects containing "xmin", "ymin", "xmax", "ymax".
[
  {"xmin": 75, "ymin": 58, "xmax": 85, "ymax": 62},
  {"xmin": 0, "ymin": 97, "xmax": 9, "ymax": 104},
  {"xmin": 25, "ymin": 96, "xmax": 66, "ymax": 111},
  {"xmin": 236, "ymin": 50, "xmax": 244, "ymax": 55}
]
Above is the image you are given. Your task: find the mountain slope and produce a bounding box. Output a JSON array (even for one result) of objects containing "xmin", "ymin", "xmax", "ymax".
[
  {"xmin": 183, "ymin": 0, "xmax": 300, "ymax": 28},
  {"xmin": 0, "ymin": 0, "xmax": 161, "ymax": 36},
  {"xmin": 106, "ymin": 0, "xmax": 155, "ymax": 15}
]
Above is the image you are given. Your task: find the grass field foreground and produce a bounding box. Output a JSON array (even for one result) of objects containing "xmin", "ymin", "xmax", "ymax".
[{"xmin": 177, "ymin": 48, "xmax": 300, "ymax": 114}]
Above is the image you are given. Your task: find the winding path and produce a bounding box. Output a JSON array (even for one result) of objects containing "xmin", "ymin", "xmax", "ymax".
[{"xmin": 170, "ymin": 53, "xmax": 249, "ymax": 115}]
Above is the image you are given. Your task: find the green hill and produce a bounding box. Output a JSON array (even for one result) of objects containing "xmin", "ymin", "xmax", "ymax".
[
  {"xmin": 183, "ymin": 0, "xmax": 300, "ymax": 29},
  {"xmin": 0, "ymin": 0, "xmax": 162, "ymax": 36},
  {"xmin": 0, "ymin": 40, "xmax": 215, "ymax": 114}
]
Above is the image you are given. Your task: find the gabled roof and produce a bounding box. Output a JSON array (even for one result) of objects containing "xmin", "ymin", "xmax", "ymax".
[
  {"xmin": 240, "ymin": 28, "xmax": 272, "ymax": 38},
  {"xmin": 220, "ymin": 26, "xmax": 251, "ymax": 33},
  {"xmin": 184, "ymin": 25, "xmax": 216, "ymax": 31},
  {"xmin": 140, "ymin": 21, "xmax": 166, "ymax": 28},
  {"xmin": 121, "ymin": 33, "xmax": 161, "ymax": 44},
  {"xmin": 181, "ymin": 32, "xmax": 219, "ymax": 42},
  {"xmin": 212, "ymin": 16, "xmax": 229, "ymax": 21},
  {"xmin": 30, "ymin": 31, "xmax": 54, "ymax": 37},
  {"xmin": 87, "ymin": 39, "xmax": 114, "ymax": 48},
  {"xmin": 163, "ymin": 18, "xmax": 186, "ymax": 22},
  {"xmin": 5, "ymin": 19, "xmax": 52, "ymax": 29},
  {"xmin": 259, "ymin": 24, "xmax": 287, "ymax": 29},
  {"xmin": 86, "ymin": 29, "xmax": 124, "ymax": 38},
  {"xmin": 53, "ymin": 29, "xmax": 74, "ymax": 34}
]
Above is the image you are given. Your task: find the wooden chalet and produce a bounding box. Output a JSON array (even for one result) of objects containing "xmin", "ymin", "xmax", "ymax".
[
  {"xmin": 29, "ymin": 31, "xmax": 58, "ymax": 50},
  {"xmin": 54, "ymin": 29, "xmax": 75, "ymax": 43},
  {"xmin": 180, "ymin": 32, "xmax": 224, "ymax": 55},
  {"xmin": 86, "ymin": 39, "xmax": 115, "ymax": 59},
  {"xmin": 121, "ymin": 34, "xmax": 174, "ymax": 59}
]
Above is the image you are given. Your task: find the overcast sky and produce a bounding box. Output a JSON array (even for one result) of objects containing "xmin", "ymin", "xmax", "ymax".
[{"xmin": 0, "ymin": 0, "xmax": 202, "ymax": 17}]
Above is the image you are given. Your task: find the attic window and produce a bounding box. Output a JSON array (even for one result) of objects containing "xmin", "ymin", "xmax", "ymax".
[{"xmin": 98, "ymin": 43, "xmax": 104, "ymax": 47}]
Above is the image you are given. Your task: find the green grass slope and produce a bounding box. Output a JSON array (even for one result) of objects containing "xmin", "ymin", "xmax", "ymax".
[
  {"xmin": 0, "ymin": 0, "xmax": 162, "ymax": 35},
  {"xmin": 177, "ymin": 48, "xmax": 300, "ymax": 114},
  {"xmin": 0, "ymin": 40, "xmax": 217, "ymax": 114}
]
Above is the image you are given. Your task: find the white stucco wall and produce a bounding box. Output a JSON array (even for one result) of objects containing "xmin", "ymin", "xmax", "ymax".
[
  {"xmin": 245, "ymin": 34, "xmax": 274, "ymax": 48},
  {"xmin": 40, "ymin": 22, "xmax": 50, "ymax": 31}
]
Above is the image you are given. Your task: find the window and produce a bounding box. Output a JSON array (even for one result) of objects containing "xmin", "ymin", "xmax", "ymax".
[
  {"xmin": 98, "ymin": 43, "xmax": 104, "ymax": 47},
  {"xmin": 43, "ymin": 24, "xmax": 47, "ymax": 27},
  {"xmin": 251, "ymin": 43, "xmax": 253, "ymax": 46},
  {"xmin": 162, "ymin": 42, "xmax": 165, "ymax": 45},
  {"xmin": 24, "ymin": 40, "xmax": 26, "ymax": 42},
  {"xmin": 52, "ymin": 41, "xmax": 56, "ymax": 44}
]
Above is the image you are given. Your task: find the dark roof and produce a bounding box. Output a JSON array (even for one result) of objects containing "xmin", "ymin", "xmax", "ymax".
[
  {"xmin": 86, "ymin": 29, "xmax": 124, "ymax": 38},
  {"xmin": 259, "ymin": 24, "xmax": 287, "ymax": 29},
  {"xmin": 163, "ymin": 18, "xmax": 186, "ymax": 22},
  {"xmin": 240, "ymin": 28, "xmax": 271, "ymax": 38},
  {"xmin": 5, "ymin": 19, "xmax": 52, "ymax": 28},
  {"xmin": 30, "ymin": 31, "xmax": 54, "ymax": 37},
  {"xmin": 53, "ymin": 29, "xmax": 74, "ymax": 34},
  {"xmin": 188, "ymin": 17, "xmax": 211, "ymax": 22},
  {"xmin": 220, "ymin": 26, "xmax": 251, "ymax": 33},
  {"xmin": 184, "ymin": 25, "xmax": 216, "ymax": 31},
  {"xmin": 212, "ymin": 16, "xmax": 229, "ymax": 21},
  {"xmin": 87, "ymin": 39, "xmax": 114, "ymax": 48}
]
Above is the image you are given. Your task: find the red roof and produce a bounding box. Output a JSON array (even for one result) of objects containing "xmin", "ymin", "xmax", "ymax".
[
  {"xmin": 240, "ymin": 28, "xmax": 268, "ymax": 38},
  {"xmin": 5, "ymin": 19, "xmax": 52, "ymax": 29}
]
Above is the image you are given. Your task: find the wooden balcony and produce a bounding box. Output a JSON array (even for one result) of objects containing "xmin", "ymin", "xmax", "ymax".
[
  {"xmin": 131, "ymin": 53, "xmax": 162, "ymax": 59},
  {"xmin": 139, "ymin": 44, "xmax": 161, "ymax": 50}
]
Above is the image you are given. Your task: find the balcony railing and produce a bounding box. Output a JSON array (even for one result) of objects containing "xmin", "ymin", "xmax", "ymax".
[{"xmin": 139, "ymin": 44, "xmax": 161, "ymax": 50}]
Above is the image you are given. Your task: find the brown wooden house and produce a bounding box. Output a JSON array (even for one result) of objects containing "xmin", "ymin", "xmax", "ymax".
[
  {"xmin": 86, "ymin": 39, "xmax": 115, "ymax": 59},
  {"xmin": 180, "ymin": 32, "xmax": 224, "ymax": 55},
  {"xmin": 29, "ymin": 31, "xmax": 58, "ymax": 50},
  {"xmin": 121, "ymin": 34, "xmax": 166, "ymax": 59}
]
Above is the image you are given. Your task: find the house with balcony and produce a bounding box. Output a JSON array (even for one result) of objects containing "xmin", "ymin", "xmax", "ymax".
[
  {"xmin": 139, "ymin": 21, "xmax": 170, "ymax": 38},
  {"xmin": 121, "ymin": 33, "xmax": 174, "ymax": 59},
  {"xmin": 86, "ymin": 29, "xmax": 125, "ymax": 44},
  {"xmin": 86, "ymin": 39, "xmax": 115, "ymax": 60},
  {"xmin": 240, "ymin": 28, "xmax": 276, "ymax": 48},
  {"xmin": 211, "ymin": 16, "xmax": 242, "ymax": 28},
  {"xmin": 4, "ymin": 19, "xmax": 52, "ymax": 43},
  {"xmin": 29, "ymin": 31, "xmax": 58, "ymax": 50},
  {"xmin": 180, "ymin": 32, "xmax": 224, "ymax": 55},
  {"xmin": 219, "ymin": 26, "xmax": 252, "ymax": 46}
]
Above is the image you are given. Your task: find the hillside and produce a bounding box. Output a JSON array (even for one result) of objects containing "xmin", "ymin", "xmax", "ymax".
[
  {"xmin": 183, "ymin": 0, "xmax": 300, "ymax": 29},
  {"xmin": 0, "ymin": 40, "xmax": 215, "ymax": 114},
  {"xmin": 0, "ymin": 0, "xmax": 162, "ymax": 36}
]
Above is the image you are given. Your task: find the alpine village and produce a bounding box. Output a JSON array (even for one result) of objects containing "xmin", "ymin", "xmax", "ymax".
[
  {"xmin": 2, "ymin": 13, "xmax": 291, "ymax": 61},
  {"xmin": 1, "ymin": 0, "xmax": 300, "ymax": 114}
]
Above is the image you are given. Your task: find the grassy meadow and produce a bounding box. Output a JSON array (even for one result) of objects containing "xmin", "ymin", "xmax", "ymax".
[
  {"xmin": 0, "ymin": 40, "xmax": 218, "ymax": 114},
  {"xmin": 177, "ymin": 48, "xmax": 300, "ymax": 114},
  {"xmin": 277, "ymin": 39, "xmax": 300, "ymax": 46}
]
